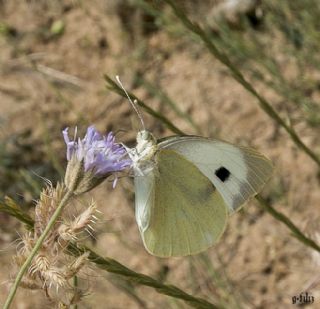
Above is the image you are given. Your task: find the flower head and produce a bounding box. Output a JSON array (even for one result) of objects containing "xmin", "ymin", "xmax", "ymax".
[{"xmin": 63, "ymin": 126, "xmax": 131, "ymax": 194}]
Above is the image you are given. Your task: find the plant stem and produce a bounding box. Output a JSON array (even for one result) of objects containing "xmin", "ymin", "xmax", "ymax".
[
  {"xmin": 67, "ymin": 244, "xmax": 220, "ymax": 309},
  {"xmin": 3, "ymin": 189, "xmax": 74, "ymax": 309},
  {"xmin": 70, "ymin": 276, "xmax": 78, "ymax": 309},
  {"xmin": 256, "ymin": 195, "xmax": 320, "ymax": 252}
]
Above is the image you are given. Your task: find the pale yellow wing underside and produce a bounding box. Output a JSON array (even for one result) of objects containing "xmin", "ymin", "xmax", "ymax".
[{"xmin": 138, "ymin": 149, "xmax": 228, "ymax": 257}]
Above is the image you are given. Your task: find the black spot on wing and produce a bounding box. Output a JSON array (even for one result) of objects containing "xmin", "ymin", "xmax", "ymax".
[{"xmin": 215, "ymin": 167, "xmax": 230, "ymax": 182}]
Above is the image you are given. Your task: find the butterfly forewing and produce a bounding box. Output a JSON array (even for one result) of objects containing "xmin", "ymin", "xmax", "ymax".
[
  {"xmin": 137, "ymin": 149, "xmax": 228, "ymax": 257},
  {"xmin": 159, "ymin": 137, "xmax": 273, "ymax": 212}
]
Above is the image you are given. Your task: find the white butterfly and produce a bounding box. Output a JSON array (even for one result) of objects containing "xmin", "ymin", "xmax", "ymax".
[{"xmin": 118, "ymin": 77, "xmax": 273, "ymax": 257}]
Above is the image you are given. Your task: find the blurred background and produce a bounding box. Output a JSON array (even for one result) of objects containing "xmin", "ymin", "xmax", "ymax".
[{"xmin": 1, "ymin": 0, "xmax": 320, "ymax": 308}]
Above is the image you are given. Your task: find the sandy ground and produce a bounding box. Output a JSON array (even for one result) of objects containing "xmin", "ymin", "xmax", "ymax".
[{"xmin": 0, "ymin": 1, "xmax": 320, "ymax": 308}]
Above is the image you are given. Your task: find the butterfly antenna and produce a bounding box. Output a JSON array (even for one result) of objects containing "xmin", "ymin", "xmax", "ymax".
[{"xmin": 115, "ymin": 75, "xmax": 145, "ymax": 130}]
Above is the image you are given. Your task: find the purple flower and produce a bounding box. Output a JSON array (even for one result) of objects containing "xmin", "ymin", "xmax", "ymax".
[{"xmin": 63, "ymin": 126, "xmax": 132, "ymax": 193}]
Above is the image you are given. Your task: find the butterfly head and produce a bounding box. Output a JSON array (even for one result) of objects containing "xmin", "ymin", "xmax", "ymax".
[
  {"xmin": 126, "ymin": 130, "xmax": 158, "ymax": 176},
  {"xmin": 136, "ymin": 130, "xmax": 157, "ymax": 159}
]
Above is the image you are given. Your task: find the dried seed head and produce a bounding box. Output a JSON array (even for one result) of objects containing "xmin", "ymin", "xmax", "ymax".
[
  {"xmin": 34, "ymin": 183, "xmax": 66, "ymax": 239},
  {"xmin": 65, "ymin": 252, "xmax": 90, "ymax": 279},
  {"xmin": 58, "ymin": 224, "xmax": 77, "ymax": 242},
  {"xmin": 42, "ymin": 267, "xmax": 67, "ymax": 288},
  {"xmin": 13, "ymin": 178, "xmax": 101, "ymax": 305},
  {"xmin": 58, "ymin": 201, "xmax": 98, "ymax": 242},
  {"xmin": 29, "ymin": 252, "xmax": 50, "ymax": 275},
  {"xmin": 18, "ymin": 232, "xmax": 34, "ymax": 255}
]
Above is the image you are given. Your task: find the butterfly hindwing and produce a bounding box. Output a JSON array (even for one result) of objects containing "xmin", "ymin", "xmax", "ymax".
[
  {"xmin": 134, "ymin": 171, "xmax": 155, "ymax": 233},
  {"xmin": 136, "ymin": 149, "xmax": 228, "ymax": 257},
  {"xmin": 159, "ymin": 136, "xmax": 273, "ymax": 212}
]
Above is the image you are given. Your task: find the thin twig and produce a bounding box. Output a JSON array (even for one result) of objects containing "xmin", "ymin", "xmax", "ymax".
[
  {"xmin": 256, "ymin": 195, "xmax": 320, "ymax": 252},
  {"xmin": 36, "ymin": 64, "xmax": 86, "ymax": 88},
  {"xmin": 68, "ymin": 244, "xmax": 220, "ymax": 309}
]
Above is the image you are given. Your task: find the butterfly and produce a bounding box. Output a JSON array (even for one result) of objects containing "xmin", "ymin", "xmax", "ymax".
[{"xmin": 117, "ymin": 77, "xmax": 273, "ymax": 257}]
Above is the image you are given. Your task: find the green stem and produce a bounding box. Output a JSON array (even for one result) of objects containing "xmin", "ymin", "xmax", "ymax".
[
  {"xmin": 71, "ymin": 275, "xmax": 78, "ymax": 309},
  {"xmin": 256, "ymin": 195, "xmax": 320, "ymax": 252},
  {"xmin": 3, "ymin": 189, "xmax": 74, "ymax": 309},
  {"xmin": 67, "ymin": 244, "xmax": 220, "ymax": 309}
]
